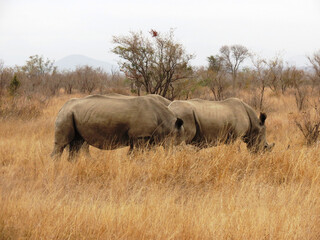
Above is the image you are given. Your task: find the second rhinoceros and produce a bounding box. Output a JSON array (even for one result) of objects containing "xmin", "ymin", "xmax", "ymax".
[{"xmin": 168, "ymin": 98, "xmax": 274, "ymax": 152}]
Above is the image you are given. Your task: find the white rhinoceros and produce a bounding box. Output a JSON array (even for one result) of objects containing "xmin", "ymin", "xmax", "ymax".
[
  {"xmin": 168, "ymin": 98, "xmax": 274, "ymax": 152},
  {"xmin": 51, "ymin": 94, "xmax": 183, "ymax": 160}
]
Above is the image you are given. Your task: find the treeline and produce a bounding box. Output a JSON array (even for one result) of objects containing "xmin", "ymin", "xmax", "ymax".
[
  {"xmin": 198, "ymin": 52, "xmax": 320, "ymax": 111},
  {"xmin": 0, "ymin": 55, "xmax": 128, "ymax": 98},
  {"xmin": 0, "ymin": 30, "xmax": 320, "ymax": 112}
]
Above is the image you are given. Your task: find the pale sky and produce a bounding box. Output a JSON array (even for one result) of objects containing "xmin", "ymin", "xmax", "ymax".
[{"xmin": 1, "ymin": 0, "xmax": 320, "ymax": 68}]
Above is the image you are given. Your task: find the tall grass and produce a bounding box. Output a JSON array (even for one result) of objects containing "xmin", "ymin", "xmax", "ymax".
[{"xmin": 1, "ymin": 93, "xmax": 320, "ymax": 239}]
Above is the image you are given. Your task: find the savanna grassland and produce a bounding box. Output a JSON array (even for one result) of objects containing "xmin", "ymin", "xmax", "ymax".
[{"xmin": 1, "ymin": 92, "xmax": 320, "ymax": 240}]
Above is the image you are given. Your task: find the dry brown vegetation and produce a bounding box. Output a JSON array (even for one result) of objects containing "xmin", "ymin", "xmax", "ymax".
[{"xmin": 1, "ymin": 91, "xmax": 320, "ymax": 239}]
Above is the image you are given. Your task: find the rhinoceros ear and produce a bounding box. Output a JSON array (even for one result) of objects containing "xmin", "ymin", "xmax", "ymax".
[
  {"xmin": 175, "ymin": 118, "xmax": 184, "ymax": 129},
  {"xmin": 259, "ymin": 112, "xmax": 267, "ymax": 125}
]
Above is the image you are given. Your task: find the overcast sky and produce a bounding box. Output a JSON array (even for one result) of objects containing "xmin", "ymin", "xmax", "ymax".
[{"xmin": 1, "ymin": 0, "xmax": 320, "ymax": 68}]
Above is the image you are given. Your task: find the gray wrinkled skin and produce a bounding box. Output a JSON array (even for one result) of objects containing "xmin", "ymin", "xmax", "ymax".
[
  {"xmin": 168, "ymin": 98, "xmax": 274, "ymax": 152},
  {"xmin": 103, "ymin": 93, "xmax": 172, "ymax": 106},
  {"xmin": 51, "ymin": 94, "xmax": 183, "ymax": 160}
]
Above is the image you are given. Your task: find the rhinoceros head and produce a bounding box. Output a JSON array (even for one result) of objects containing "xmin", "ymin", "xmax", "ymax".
[{"xmin": 245, "ymin": 112, "xmax": 275, "ymax": 153}]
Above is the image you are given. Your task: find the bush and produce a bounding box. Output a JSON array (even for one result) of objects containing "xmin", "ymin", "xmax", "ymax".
[
  {"xmin": 8, "ymin": 75, "xmax": 20, "ymax": 96},
  {"xmin": 293, "ymin": 106, "xmax": 320, "ymax": 146},
  {"xmin": 0, "ymin": 96, "xmax": 45, "ymax": 120}
]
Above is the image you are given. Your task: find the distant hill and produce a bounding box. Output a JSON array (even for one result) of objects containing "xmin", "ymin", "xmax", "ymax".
[{"xmin": 55, "ymin": 55, "xmax": 116, "ymax": 73}]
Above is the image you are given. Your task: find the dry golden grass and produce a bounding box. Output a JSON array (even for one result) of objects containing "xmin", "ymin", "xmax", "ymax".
[{"xmin": 1, "ymin": 93, "xmax": 320, "ymax": 239}]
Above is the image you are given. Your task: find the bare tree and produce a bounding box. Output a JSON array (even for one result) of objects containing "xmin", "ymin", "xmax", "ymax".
[
  {"xmin": 22, "ymin": 55, "xmax": 56, "ymax": 77},
  {"xmin": 0, "ymin": 61, "xmax": 14, "ymax": 96},
  {"xmin": 307, "ymin": 50, "xmax": 320, "ymax": 91},
  {"xmin": 46, "ymin": 71, "xmax": 62, "ymax": 96},
  {"xmin": 294, "ymin": 101, "xmax": 320, "ymax": 146},
  {"xmin": 21, "ymin": 55, "xmax": 58, "ymax": 94},
  {"xmin": 110, "ymin": 68, "xmax": 123, "ymax": 87},
  {"xmin": 288, "ymin": 66, "xmax": 308, "ymax": 111},
  {"xmin": 203, "ymin": 55, "xmax": 228, "ymax": 100},
  {"xmin": 112, "ymin": 29, "xmax": 194, "ymax": 98},
  {"xmin": 251, "ymin": 54, "xmax": 267, "ymax": 110},
  {"xmin": 61, "ymin": 70, "xmax": 76, "ymax": 94},
  {"xmin": 218, "ymin": 45, "xmax": 250, "ymax": 90},
  {"xmin": 76, "ymin": 65, "xmax": 101, "ymax": 94},
  {"xmin": 264, "ymin": 54, "xmax": 291, "ymax": 94}
]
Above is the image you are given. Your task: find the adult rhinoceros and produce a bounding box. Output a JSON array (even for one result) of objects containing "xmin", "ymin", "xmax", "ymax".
[
  {"xmin": 51, "ymin": 95, "xmax": 183, "ymax": 160},
  {"xmin": 168, "ymin": 98, "xmax": 274, "ymax": 152}
]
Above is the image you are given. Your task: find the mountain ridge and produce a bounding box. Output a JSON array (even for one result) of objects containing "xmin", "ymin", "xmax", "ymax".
[{"xmin": 55, "ymin": 54, "xmax": 116, "ymax": 72}]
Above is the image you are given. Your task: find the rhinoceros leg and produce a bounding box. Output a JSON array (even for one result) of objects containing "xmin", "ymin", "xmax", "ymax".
[
  {"xmin": 68, "ymin": 134, "xmax": 85, "ymax": 161},
  {"xmin": 50, "ymin": 144, "xmax": 65, "ymax": 160},
  {"xmin": 127, "ymin": 137, "xmax": 152, "ymax": 154},
  {"xmin": 51, "ymin": 137, "xmax": 90, "ymax": 161}
]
